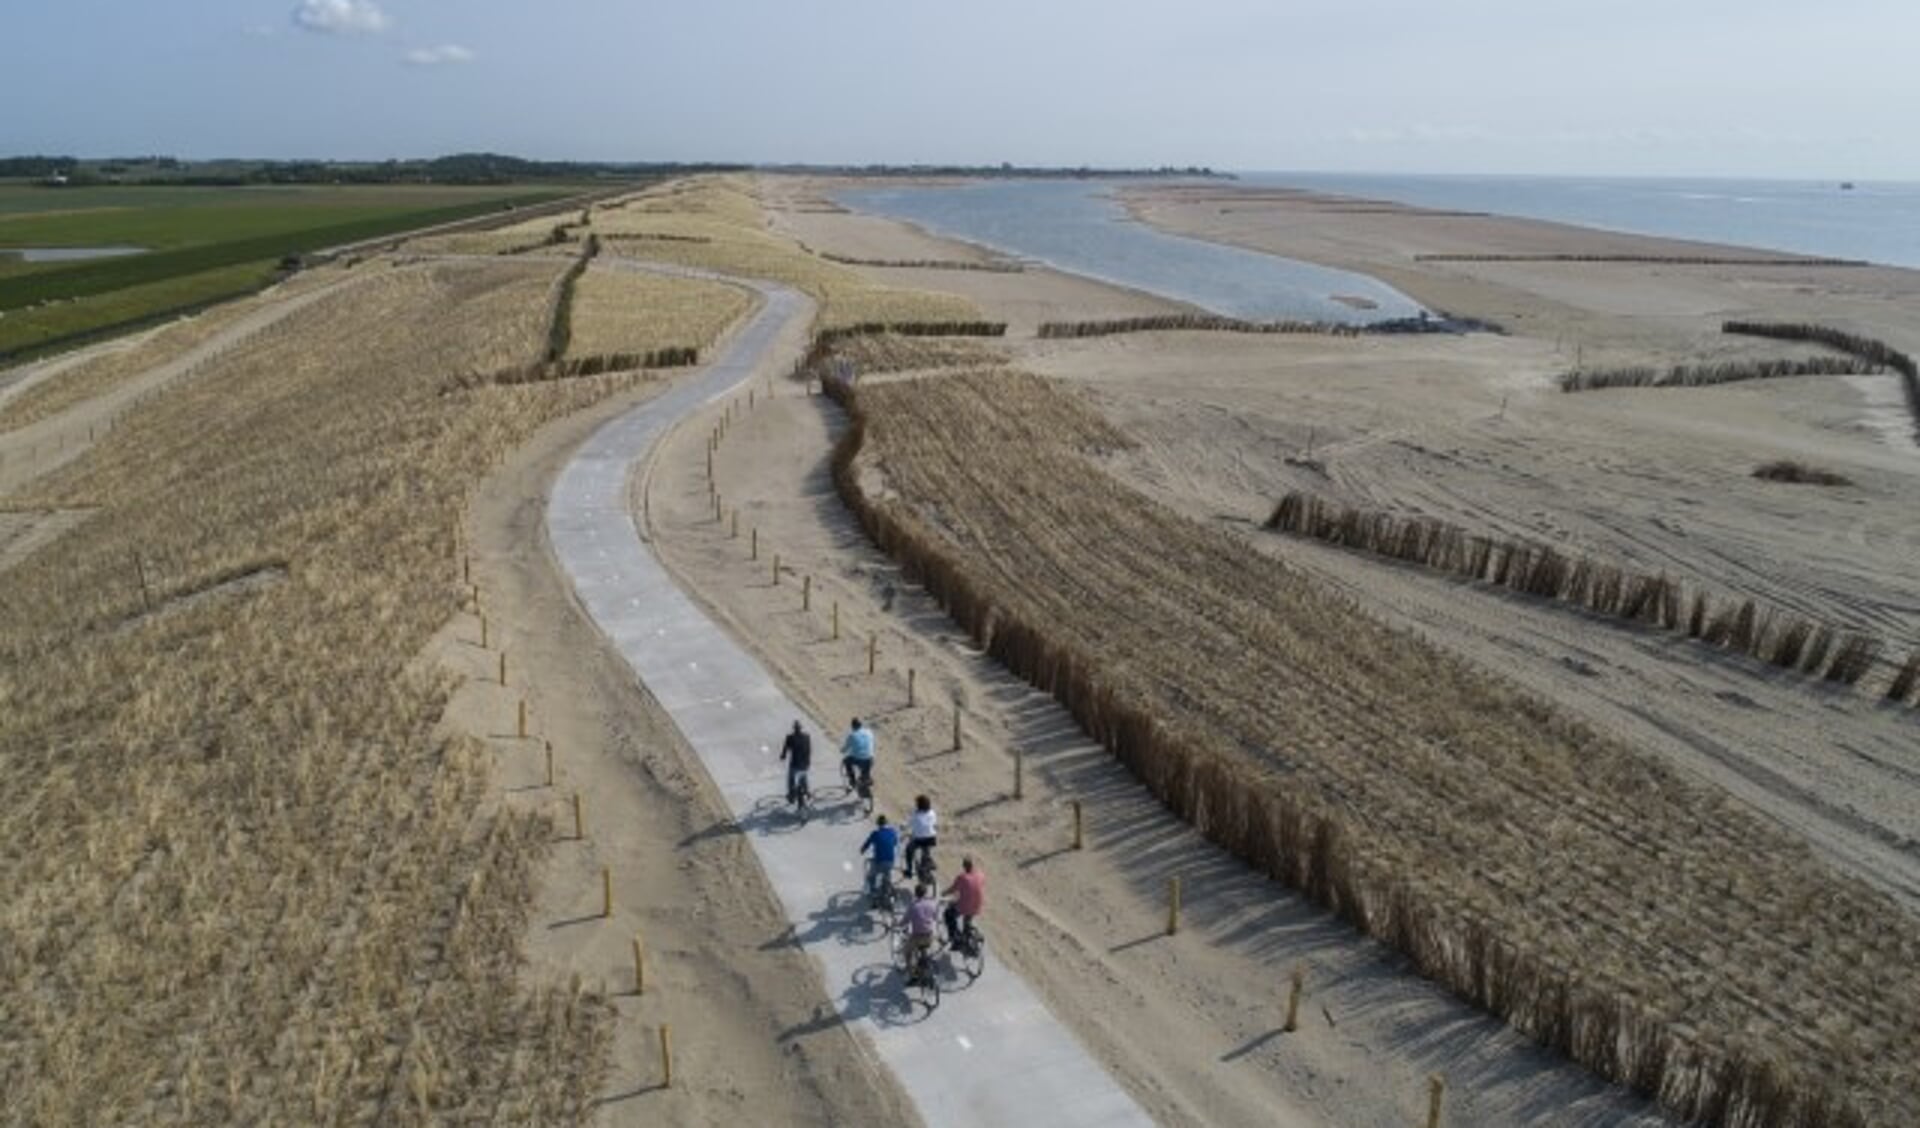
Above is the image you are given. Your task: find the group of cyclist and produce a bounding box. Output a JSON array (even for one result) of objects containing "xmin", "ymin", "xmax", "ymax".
[{"xmin": 779, "ymin": 717, "xmax": 986, "ymax": 967}]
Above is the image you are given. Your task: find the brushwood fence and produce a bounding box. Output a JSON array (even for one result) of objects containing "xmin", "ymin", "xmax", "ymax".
[
  {"xmin": 1722, "ymin": 320, "xmax": 1919, "ymax": 439},
  {"xmin": 1558, "ymin": 356, "xmax": 1879, "ymax": 392},
  {"xmin": 810, "ymin": 321, "xmax": 1007, "ymax": 360},
  {"xmin": 817, "ymin": 251, "xmax": 1024, "ymax": 273},
  {"xmin": 1036, "ymin": 312, "xmax": 1498, "ymax": 339},
  {"xmin": 1263, "ymin": 490, "xmax": 1915, "ymax": 703},
  {"xmin": 444, "ymin": 347, "xmax": 695, "ymax": 392},
  {"xmin": 1038, "ymin": 314, "xmax": 1358, "ymax": 339},
  {"xmin": 813, "ymin": 351, "xmax": 1906, "ymax": 1127},
  {"xmin": 544, "ymin": 236, "xmax": 600, "ymax": 362}
]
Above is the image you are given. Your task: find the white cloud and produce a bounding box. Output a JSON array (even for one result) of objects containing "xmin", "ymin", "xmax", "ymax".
[
  {"xmin": 292, "ymin": 0, "xmax": 389, "ymax": 35},
  {"xmin": 403, "ymin": 44, "xmax": 476, "ymax": 66}
]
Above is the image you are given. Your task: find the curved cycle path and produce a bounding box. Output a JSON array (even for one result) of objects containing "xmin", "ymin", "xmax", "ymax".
[{"xmin": 547, "ymin": 276, "xmax": 1155, "ymax": 1127}]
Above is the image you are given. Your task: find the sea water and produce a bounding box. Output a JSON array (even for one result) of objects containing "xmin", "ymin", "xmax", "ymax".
[
  {"xmin": 833, "ymin": 180, "xmax": 1427, "ymax": 325},
  {"xmin": 1241, "ymin": 172, "xmax": 1920, "ymax": 270}
]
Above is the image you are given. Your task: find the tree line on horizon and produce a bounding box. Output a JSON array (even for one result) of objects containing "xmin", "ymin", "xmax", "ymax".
[{"xmin": 4, "ymin": 154, "xmax": 1230, "ymax": 185}]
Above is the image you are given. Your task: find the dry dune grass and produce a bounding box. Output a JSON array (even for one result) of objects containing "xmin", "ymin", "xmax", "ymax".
[
  {"xmin": 0, "ymin": 258, "xmax": 678, "ymax": 1124},
  {"xmin": 824, "ymin": 361, "xmax": 1920, "ymax": 1128},
  {"xmin": 401, "ymin": 231, "xmax": 548, "ymax": 256},
  {"xmin": 589, "ymin": 177, "xmax": 982, "ymax": 329},
  {"xmin": 564, "ymin": 265, "xmax": 752, "ymax": 360},
  {"xmin": 0, "ymin": 271, "xmax": 351, "ymax": 433}
]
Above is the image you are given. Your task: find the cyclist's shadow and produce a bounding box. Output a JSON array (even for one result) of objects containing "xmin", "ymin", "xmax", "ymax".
[
  {"xmin": 849, "ymin": 963, "xmax": 928, "ymax": 1028},
  {"xmin": 740, "ymin": 795, "xmax": 809, "ymax": 837},
  {"xmin": 777, "ymin": 963, "xmax": 920, "ymax": 1039},
  {"xmin": 805, "ymin": 783, "xmax": 871, "ymax": 827},
  {"xmin": 780, "ymin": 889, "xmax": 890, "ymax": 950}
]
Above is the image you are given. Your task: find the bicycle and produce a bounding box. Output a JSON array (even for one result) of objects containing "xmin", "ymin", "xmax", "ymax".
[
  {"xmin": 903, "ymin": 840, "xmax": 937, "ymax": 888},
  {"xmin": 948, "ymin": 916, "xmax": 986, "ymax": 982},
  {"xmin": 864, "ymin": 862, "xmax": 899, "ymax": 920},
  {"xmin": 843, "ymin": 758, "xmax": 875, "ymax": 816},
  {"xmin": 891, "ymin": 927, "xmax": 942, "ymax": 1012}
]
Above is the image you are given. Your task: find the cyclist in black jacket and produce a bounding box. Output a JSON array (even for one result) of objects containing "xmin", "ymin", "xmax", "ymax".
[{"xmin": 780, "ymin": 720, "xmax": 812, "ymax": 809}]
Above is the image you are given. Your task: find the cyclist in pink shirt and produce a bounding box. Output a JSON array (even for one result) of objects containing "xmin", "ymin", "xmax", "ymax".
[{"xmin": 942, "ymin": 856, "xmax": 984, "ymax": 949}]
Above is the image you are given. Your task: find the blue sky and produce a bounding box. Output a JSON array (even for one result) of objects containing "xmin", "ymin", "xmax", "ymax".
[{"xmin": 6, "ymin": 0, "xmax": 1918, "ymax": 178}]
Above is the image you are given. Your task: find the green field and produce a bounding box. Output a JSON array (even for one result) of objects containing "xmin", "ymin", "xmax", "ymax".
[{"xmin": 0, "ymin": 182, "xmax": 582, "ymax": 358}]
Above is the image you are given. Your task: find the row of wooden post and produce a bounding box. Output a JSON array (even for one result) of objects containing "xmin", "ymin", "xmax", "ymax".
[{"xmin": 465, "ymin": 517, "xmax": 675, "ymax": 1092}]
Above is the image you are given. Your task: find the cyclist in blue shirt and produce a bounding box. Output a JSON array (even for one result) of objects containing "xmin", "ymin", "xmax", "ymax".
[
  {"xmin": 860, "ymin": 814, "xmax": 899, "ymax": 902},
  {"xmin": 841, "ymin": 717, "xmax": 875, "ymax": 791}
]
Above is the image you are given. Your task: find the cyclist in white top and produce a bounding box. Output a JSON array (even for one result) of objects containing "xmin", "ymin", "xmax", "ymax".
[{"xmin": 903, "ymin": 793, "xmax": 938, "ymax": 881}]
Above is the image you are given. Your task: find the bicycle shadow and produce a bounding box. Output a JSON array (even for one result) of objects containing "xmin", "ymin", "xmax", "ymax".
[
  {"xmin": 807, "ymin": 783, "xmax": 875, "ymax": 827},
  {"xmin": 854, "ymin": 963, "xmax": 935, "ymax": 1028},
  {"xmin": 772, "ymin": 888, "xmax": 894, "ymax": 951},
  {"xmin": 741, "ymin": 794, "xmax": 810, "ymax": 837}
]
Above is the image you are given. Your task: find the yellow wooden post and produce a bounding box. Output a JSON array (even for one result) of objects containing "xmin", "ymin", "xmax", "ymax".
[
  {"xmin": 602, "ymin": 867, "xmax": 612, "ymax": 918},
  {"xmin": 661, "ymin": 1025, "xmax": 674, "ymax": 1088},
  {"xmin": 544, "ymin": 741, "xmax": 554, "ymax": 787},
  {"xmin": 730, "ymin": 510, "xmax": 738, "ymax": 538},
  {"xmin": 1167, "ymin": 876, "xmax": 1181, "ymax": 935},
  {"xmin": 633, "ymin": 934, "xmax": 646, "ymax": 994},
  {"xmin": 1285, "ymin": 965, "xmax": 1305, "ymax": 1032},
  {"xmin": 772, "ymin": 552, "xmax": 780, "ymax": 585},
  {"xmin": 498, "ymin": 651, "xmax": 507, "ymax": 686},
  {"xmin": 1427, "ymin": 1076, "xmax": 1445, "ymax": 1128},
  {"xmin": 517, "ymin": 699, "xmax": 528, "ymax": 739},
  {"xmin": 1072, "ymin": 800, "xmax": 1083, "ymax": 850},
  {"xmin": 479, "ymin": 615, "xmax": 488, "ymax": 648},
  {"xmin": 572, "ymin": 792, "xmax": 583, "ymax": 839}
]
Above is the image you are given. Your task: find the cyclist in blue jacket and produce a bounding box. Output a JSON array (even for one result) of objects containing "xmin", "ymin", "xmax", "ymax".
[{"xmin": 860, "ymin": 814, "xmax": 899, "ymax": 902}]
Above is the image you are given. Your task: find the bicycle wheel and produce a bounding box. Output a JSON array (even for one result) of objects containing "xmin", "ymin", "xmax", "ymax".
[
  {"xmin": 958, "ymin": 931, "xmax": 986, "ymax": 981},
  {"xmin": 873, "ymin": 882, "xmax": 901, "ymax": 930},
  {"xmin": 908, "ymin": 957, "xmax": 940, "ymax": 1012}
]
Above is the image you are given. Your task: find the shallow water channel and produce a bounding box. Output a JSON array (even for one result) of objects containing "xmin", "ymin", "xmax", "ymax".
[
  {"xmin": 3, "ymin": 245, "xmax": 148, "ymax": 262},
  {"xmin": 833, "ymin": 179, "xmax": 1425, "ymax": 324}
]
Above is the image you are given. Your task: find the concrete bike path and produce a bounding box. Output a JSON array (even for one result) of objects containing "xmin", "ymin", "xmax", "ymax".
[{"xmin": 546, "ymin": 277, "xmax": 1155, "ymax": 1128}]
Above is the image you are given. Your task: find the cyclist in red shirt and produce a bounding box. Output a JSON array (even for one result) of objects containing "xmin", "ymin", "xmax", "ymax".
[{"xmin": 942, "ymin": 856, "xmax": 984, "ymax": 949}]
